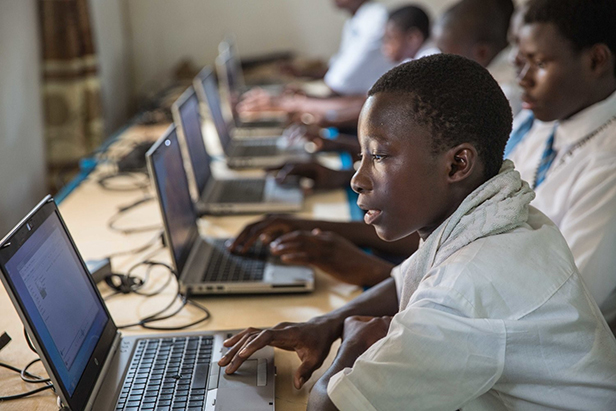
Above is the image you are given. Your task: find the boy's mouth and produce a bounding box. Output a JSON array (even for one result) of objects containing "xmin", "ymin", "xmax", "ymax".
[{"xmin": 364, "ymin": 209, "xmax": 382, "ymax": 225}]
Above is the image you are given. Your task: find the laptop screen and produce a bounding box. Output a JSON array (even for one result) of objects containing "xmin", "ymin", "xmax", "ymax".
[
  {"xmin": 0, "ymin": 208, "xmax": 108, "ymax": 397},
  {"xmin": 200, "ymin": 69, "xmax": 233, "ymax": 151},
  {"xmin": 148, "ymin": 127, "xmax": 199, "ymax": 275},
  {"xmin": 174, "ymin": 89, "xmax": 212, "ymax": 195}
]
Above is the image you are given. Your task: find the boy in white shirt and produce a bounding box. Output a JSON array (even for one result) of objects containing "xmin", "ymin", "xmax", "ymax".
[
  {"xmin": 507, "ymin": 0, "xmax": 616, "ymax": 329},
  {"xmin": 220, "ymin": 54, "xmax": 616, "ymax": 410}
]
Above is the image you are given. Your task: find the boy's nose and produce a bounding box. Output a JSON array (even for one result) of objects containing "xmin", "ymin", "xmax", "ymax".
[
  {"xmin": 517, "ymin": 61, "xmax": 533, "ymax": 88},
  {"xmin": 351, "ymin": 166, "xmax": 372, "ymax": 194}
]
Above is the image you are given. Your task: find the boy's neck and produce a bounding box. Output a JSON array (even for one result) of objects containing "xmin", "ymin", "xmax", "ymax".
[{"xmin": 561, "ymin": 81, "xmax": 616, "ymax": 121}]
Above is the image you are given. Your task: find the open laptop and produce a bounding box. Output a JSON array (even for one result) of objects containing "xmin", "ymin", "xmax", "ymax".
[
  {"xmin": 0, "ymin": 196, "xmax": 275, "ymax": 411},
  {"xmin": 146, "ymin": 129, "xmax": 315, "ymax": 295},
  {"xmin": 169, "ymin": 92, "xmax": 304, "ymax": 214},
  {"xmin": 215, "ymin": 45, "xmax": 287, "ymax": 129},
  {"xmin": 194, "ymin": 66, "xmax": 285, "ymax": 139},
  {"xmin": 193, "ymin": 67, "xmax": 309, "ymax": 164},
  {"xmin": 174, "ymin": 86, "xmax": 309, "ymax": 170}
]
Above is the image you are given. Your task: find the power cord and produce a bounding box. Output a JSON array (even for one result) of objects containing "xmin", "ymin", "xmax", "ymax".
[
  {"xmin": 107, "ymin": 196, "xmax": 161, "ymax": 234},
  {"xmin": 0, "ymin": 330, "xmax": 54, "ymax": 401},
  {"xmin": 103, "ymin": 261, "xmax": 211, "ymax": 331}
]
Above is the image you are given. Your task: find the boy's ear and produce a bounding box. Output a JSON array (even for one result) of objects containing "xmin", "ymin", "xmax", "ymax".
[
  {"xmin": 445, "ymin": 143, "xmax": 479, "ymax": 183},
  {"xmin": 587, "ymin": 44, "xmax": 614, "ymax": 77}
]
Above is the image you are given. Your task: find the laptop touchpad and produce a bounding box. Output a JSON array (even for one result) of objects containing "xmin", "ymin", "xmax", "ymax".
[
  {"xmin": 219, "ymin": 360, "xmax": 257, "ymax": 387},
  {"xmin": 217, "ymin": 360, "xmax": 273, "ymax": 410}
]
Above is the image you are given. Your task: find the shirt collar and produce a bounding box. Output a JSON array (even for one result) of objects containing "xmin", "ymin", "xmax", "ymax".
[{"xmin": 555, "ymin": 89, "xmax": 616, "ymax": 150}]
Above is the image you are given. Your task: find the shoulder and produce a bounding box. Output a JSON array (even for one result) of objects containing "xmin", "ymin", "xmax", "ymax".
[
  {"xmin": 413, "ymin": 212, "xmax": 578, "ymax": 319},
  {"xmin": 353, "ymin": 2, "xmax": 388, "ymax": 27}
]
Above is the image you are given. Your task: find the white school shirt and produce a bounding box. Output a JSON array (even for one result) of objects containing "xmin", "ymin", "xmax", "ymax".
[
  {"xmin": 328, "ymin": 208, "xmax": 616, "ymax": 410},
  {"xmin": 324, "ymin": 1, "xmax": 395, "ymax": 95},
  {"xmin": 508, "ymin": 90, "xmax": 616, "ymax": 324},
  {"xmin": 487, "ymin": 46, "xmax": 522, "ymax": 116}
]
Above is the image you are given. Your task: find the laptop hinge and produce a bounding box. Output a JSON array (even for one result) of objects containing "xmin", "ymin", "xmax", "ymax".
[{"xmin": 84, "ymin": 331, "xmax": 122, "ymax": 411}]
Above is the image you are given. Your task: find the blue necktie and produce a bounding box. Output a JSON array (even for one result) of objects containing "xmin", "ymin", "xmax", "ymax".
[
  {"xmin": 533, "ymin": 125, "xmax": 558, "ymax": 189},
  {"xmin": 504, "ymin": 112, "xmax": 534, "ymax": 158}
]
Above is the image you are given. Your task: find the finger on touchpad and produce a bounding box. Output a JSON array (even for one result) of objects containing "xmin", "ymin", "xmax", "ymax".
[{"xmin": 220, "ymin": 360, "xmax": 258, "ymax": 387}]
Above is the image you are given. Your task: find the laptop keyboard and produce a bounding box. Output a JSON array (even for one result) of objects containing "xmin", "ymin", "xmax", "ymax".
[
  {"xmin": 116, "ymin": 336, "xmax": 213, "ymax": 411},
  {"xmin": 217, "ymin": 179, "xmax": 266, "ymax": 203},
  {"xmin": 237, "ymin": 144, "xmax": 279, "ymax": 157},
  {"xmin": 202, "ymin": 240, "xmax": 266, "ymax": 282}
]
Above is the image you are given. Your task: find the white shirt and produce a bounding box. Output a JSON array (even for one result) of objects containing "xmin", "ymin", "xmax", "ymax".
[
  {"xmin": 324, "ymin": 1, "xmax": 395, "ymax": 95},
  {"xmin": 328, "ymin": 208, "xmax": 616, "ymax": 410},
  {"xmin": 487, "ymin": 46, "xmax": 523, "ymax": 117},
  {"xmin": 508, "ymin": 90, "xmax": 616, "ymax": 324}
]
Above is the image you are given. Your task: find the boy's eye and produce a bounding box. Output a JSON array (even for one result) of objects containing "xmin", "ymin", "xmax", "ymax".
[
  {"xmin": 371, "ymin": 153, "xmax": 386, "ymax": 162},
  {"xmin": 534, "ymin": 59, "xmax": 546, "ymax": 69}
]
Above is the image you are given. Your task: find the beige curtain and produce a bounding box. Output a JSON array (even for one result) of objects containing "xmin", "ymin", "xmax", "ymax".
[{"xmin": 39, "ymin": 0, "xmax": 104, "ymax": 190}]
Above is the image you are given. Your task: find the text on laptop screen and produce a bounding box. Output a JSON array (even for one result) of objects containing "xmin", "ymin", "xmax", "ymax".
[
  {"xmin": 3, "ymin": 211, "xmax": 108, "ymax": 396},
  {"xmin": 151, "ymin": 130, "xmax": 199, "ymax": 274},
  {"xmin": 178, "ymin": 92, "xmax": 212, "ymax": 194},
  {"xmin": 201, "ymin": 71, "xmax": 232, "ymax": 149}
]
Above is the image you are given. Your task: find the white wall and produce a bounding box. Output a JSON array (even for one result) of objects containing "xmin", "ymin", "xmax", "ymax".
[
  {"xmin": 89, "ymin": 0, "xmax": 132, "ymax": 135},
  {"xmin": 125, "ymin": 0, "xmax": 459, "ymax": 96},
  {"xmin": 0, "ymin": 0, "xmax": 46, "ymax": 236}
]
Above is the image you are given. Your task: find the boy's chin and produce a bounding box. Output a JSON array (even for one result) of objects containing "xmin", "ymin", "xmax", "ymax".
[{"xmin": 374, "ymin": 226, "xmax": 409, "ymax": 242}]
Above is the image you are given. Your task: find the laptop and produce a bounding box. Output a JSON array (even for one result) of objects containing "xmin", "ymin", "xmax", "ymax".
[
  {"xmin": 0, "ymin": 196, "xmax": 275, "ymax": 411},
  {"xmin": 215, "ymin": 45, "xmax": 287, "ymax": 129},
  {"xmin": 193, "ymin": 66, "xmax": 285, "ymax": 139},
  {"xmin": 174, "ymin": 86, "xmax": 309, "ymax": 170},
  {"xmin": 146, "ymin": 129, "xmax": 315, "ymax": 295},
  {"xmin": 169, "ymin": 92, "xmax": 304, "ymax": 214}
]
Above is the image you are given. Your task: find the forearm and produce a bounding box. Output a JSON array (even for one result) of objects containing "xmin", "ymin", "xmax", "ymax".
[
  {"xmin": 316, "ymin": 278, "xmax": 398, "ymax": 336},
  {"xmin": 307, "ymin": 340, "xmax": 367, "ymax": 411}
]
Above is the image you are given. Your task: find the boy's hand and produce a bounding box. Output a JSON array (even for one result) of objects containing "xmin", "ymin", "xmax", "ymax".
[
  {"xmin": 270, "ymin": 229, "xmax": 394, "ymax": 286},
  {"xmin": 341, "ymin": 315, "xmax": 392, "ymax": 353},
  {"xmin": 268, "ymin": 162, "xmax": 351, "ymax": 189},
  {"xmin": 228, "ymin": 215, "xmax": 312, "ymax": 254},
  {"xmin": 218, "ymin": 318, "xmax": 341, "ymax": 389}
]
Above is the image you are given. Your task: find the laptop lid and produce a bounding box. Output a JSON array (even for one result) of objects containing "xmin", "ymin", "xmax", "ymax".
[
  {"xmin": 194, "ymin": 67, "xmax": 234, "ymax": 154},
  {"xmin": 0, "ymin": 196, "xmax": 118, "ymax": 411},
  {"xmin": 172, "ymin": 87, "xmax": 213, "ymax": 196},
  {"xmin": 146, "ymin": 125, "xmax": 200, "ymax": 278}
]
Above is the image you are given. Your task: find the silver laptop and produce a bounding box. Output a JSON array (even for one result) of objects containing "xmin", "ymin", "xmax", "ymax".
[
  {"xmin": 193, "ymin": 67, "xmax": 310, "ymax": 170},
  {"xmin": 0, "ymin": 196, "xmax": 275, "ymax": 411},
  {"xmin": 215, "ymin": 44, "xmax": 287, "ymax": 129},
  {"xmin": 170, "ymin": 92, "xmax": 304, "ymax": 214},
  {"xmin": 194, "ymin": 65, "xmax": 285, "ymax": 139},
  {"xmin": 146, "ymin": 127, "xmax": 315, "ymax": 296}
]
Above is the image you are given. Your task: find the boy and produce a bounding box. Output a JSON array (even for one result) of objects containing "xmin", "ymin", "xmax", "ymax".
[
  {"xmin": 382, "ymin": 4, "xmax": 438, "ymax": 64},
  {"xmin": 507, "ymin": 0, "xmax": 616, "ymax": 329},
  {"xmin": 221, "ymin": 55, "xmax": 616, "ymax": 409},
  {"xmin": 432, "ymin": 0, "xmax": 522, "ymax": 115}
]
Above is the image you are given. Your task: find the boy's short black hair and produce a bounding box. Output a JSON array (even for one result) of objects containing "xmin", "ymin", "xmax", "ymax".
[
  {"xmin": 525, "ymin": 0, "xmax": 616, "ymax": 76},
  {"xmin": 388, "ymin": 4, "xmax": 430, "ymax": 40},
  {"xmin": 368, "ymin": 54, "xmax": 512, "ymax": 180}
]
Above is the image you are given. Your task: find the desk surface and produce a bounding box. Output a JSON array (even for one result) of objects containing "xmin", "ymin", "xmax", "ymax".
[{"xmin": 0, "ymin": 124, "xmax": 360, "ymax": 410}]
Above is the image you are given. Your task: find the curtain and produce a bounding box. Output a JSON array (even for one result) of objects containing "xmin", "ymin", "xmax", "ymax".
[{"xmin": 39, "ymin": 0, "xmax": 104, "ymax": 190}]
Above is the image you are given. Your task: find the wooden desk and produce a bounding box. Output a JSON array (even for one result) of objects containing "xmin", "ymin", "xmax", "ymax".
[{"xmin": 0, "ymin": 124, "xmax": 360, "ymax": 410}]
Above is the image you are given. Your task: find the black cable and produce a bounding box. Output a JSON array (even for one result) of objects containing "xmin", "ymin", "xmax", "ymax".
[
  {"xmin": 0, "ymin": 384, "xmax": 53, "ymax": 401},
  {"xmin": 97, "ymin": 171, "xmax": 150, "ymax": 192},
  {"xmin": 108, "ymin": 261, "xmax": 211, "ymax": 331},
  {"xmin": 107, "ymin": 196, "xmax": 160, "ymax": 234},
  {"xmin": 20, "ymin": 358, "xmax": 51, "ymax": 384},
  {"xmin": 103, "ymin": 230, "xmax": 163, "ymax": 259}
]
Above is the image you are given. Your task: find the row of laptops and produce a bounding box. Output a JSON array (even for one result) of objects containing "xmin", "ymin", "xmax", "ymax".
[
  {"xmin": 0, "ymin": 196, "xmax": 280, "ymax": 410},
  {"xmin": 0, "ymin": 38, "xmax": 316, "ymax": 411},
  {"xmin": 0, "ymin": 126, "xmax": 316, "ymax": 408},
  {"xmin": 171, "ymin": 76, "xmax": 305, "ymax": 215}
]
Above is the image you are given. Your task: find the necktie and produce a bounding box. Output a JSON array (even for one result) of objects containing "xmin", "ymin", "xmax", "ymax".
[
  {"xmin": 504, "ymin": 112, "xmax": 534, "ymax": 158},
  {"xmin": 533, "ymin": 125, "xmax": 558, "ymax": 189}
]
